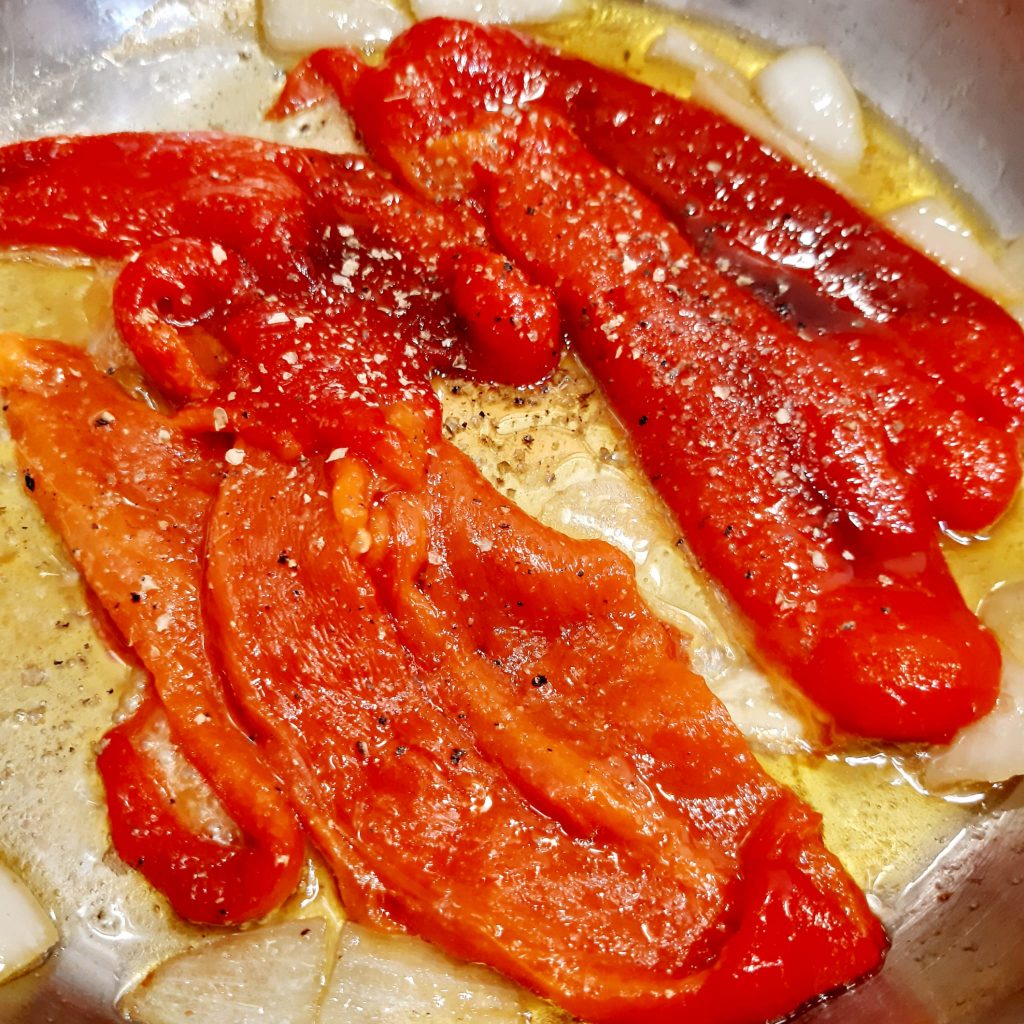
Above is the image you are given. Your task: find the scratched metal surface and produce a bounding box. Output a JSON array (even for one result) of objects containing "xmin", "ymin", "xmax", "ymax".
[{"xmin": 1, "ymin": 1, "xmax": 1023, "ymax": 1022}]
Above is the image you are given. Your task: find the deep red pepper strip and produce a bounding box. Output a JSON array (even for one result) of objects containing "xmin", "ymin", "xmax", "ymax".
[
  {"xmin": 0, "ymin": 133, "xmax": 562, "ymax": 389},
  {"xmin": 113, "ymin": 237, "xmax": 254, "ymax": 403},
  {"xmin": 545, "ymin": 47, "xmax": 1024, "ymax": 432},
  {"xmin": 316, "ymin": 30, "xmax": 999, "ymax": 741},
  {"xmin": 0, "ymin": 336, "xmax": 305, "ymax": 924},
  {"xmin": 309, "ymin": 18, "xmax": 1022, "ymax": 535}
]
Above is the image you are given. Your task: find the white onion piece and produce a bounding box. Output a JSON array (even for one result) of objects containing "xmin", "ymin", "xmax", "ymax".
[
  {"xmin": 978, "ymin": 580, "xmax": 1024, "ymax": 665},
  {"xmin": 884, "ymin": 197, "xmax": 1020, "ymax": 300},
  {"xmin": 708, "ymin": 665, "xmax": 814, "ymax": 755},
  {"xmin": 322, "ymin": 923, "xmax": 528, "ymax": 1023},
  {"xmin": 0, "ymin": 863, "xmax": 58, "ymax": 984},
  {"xmin": 690, "ymin": 69, "xmax": 840, "ymax": 188},
  {"xmin": 923, "ymin": 652, "xmax": 1024, "ymax": 789},
  {"xmin": 923, "ymin": 583, "xmax": 1024, "ymax": 787},
  {"xmin": 754, "ymin": 46, "xmax": 866, "ymax": 175},
  {"xmin": 410, "ymin": 0, "xmax": 577, "ymax": 24},
  {"xmin": 1000, "ymin": 235, "xmax": 1024, "ymax": 323},
  {"xmin": 120, "ymin": 918, "xmax": 328, "ymax": 1024},
  {"xmin": 262, "ymin": 0, "xmax": 411, "ymax": 52},
  {"xmin": 1001, "ymin": 234, "xmax": 1024, "ymax": 286},
  {"xmin": 647, "ymin": 26, "xmax": 744, "ymax": 86}
]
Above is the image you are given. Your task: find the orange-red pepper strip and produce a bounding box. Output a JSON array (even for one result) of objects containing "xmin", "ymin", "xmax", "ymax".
[
  {"xmin": 205, "ymin": 444, "xmax": 885, "ymax": 1024},
  {"xmin": 0, "ymin": 336, "xmax": 304, "ymax": 924}
]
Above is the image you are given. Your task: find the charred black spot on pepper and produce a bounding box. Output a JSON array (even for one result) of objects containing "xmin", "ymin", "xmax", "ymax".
[
  {"xmin": 395, "ymin": 745, "xmax": 407, "ymax": 757},
  {"xmin": 450, "ymin": 748, "xmax": 467, "ymax": 765},
  {"xmin": 531, "ymin": 674, "xmax": 548, "ymax": 688},
  {"xmin": 638, "ymin": 415, "xmax": 648, "ymax": 426},
  {"xmin": 24, "ymin": 471, "xmax": 35, "ymax": 492},
  {"xmin": 278, "ymin": 552, "xmax": 289, "ymax": 564},
  {"xmin": 130, "ymin": 592, "xmax": 142, "ymax": 603}
]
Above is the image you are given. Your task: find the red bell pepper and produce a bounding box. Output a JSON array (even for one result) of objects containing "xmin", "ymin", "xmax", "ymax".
[
  {"xmin": 288, "ymin": 17, "xmax": 1021, "ymax": 535},
  {"xmin": 0, "ymin": 132, "xmax": 561, "ymax": 388}
]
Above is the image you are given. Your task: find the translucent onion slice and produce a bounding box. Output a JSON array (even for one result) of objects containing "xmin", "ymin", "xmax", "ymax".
[
  {"xmin": 924, "ymin": 583, "xmax": 1024, "ymax": 788},
  {"xmin": 709, "ymin": 665, "xmax": 815, "ymax": 756},
  {"xmin": 1000, "ymin": 235, "xmax": 1024, "ymax": 324},
  {"xmin": 647, "ymin": 25, "xmax": 744, "ymax": 85},
  {"xmin": 321, "ymin": 923, "xmax": 530, "ymax": 1023},
  {"xmin": 409, "ymin": 0, "xmax": 578, "ymax": 24},
  {"xmin": 262, "ymin": 0, "xmax": 411, "ymax": 52},
  {"xmin": 754, "ymin": 46, "xmax": 866, "ymax": 174},
  {"xmin": 0, "ymin": 862, "xmax": 58, "ymax": 985},
  {"xmin": 884, "ymin": 197, "xmax": 1021, "ymax": 301},
  {"xmin": 689, "ymin": 68, "xmax": 841, "ymax": 189},
  {"xmin": 120, "ymin": 918, "xmax": 328, "ymax": 1024}
]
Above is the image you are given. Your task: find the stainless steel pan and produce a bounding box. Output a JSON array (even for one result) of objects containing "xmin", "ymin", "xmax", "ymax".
[{"xmin": 1, "ymin": 1, "xmax": 1022, "ymax": 1021}]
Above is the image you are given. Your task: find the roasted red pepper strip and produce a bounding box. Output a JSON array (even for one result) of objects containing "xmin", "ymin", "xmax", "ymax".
[
  {"xmin": 206, "ymin": 444, "xmax": 885, "ymax": 1024},
  {"xmin": 0, "ymin": 133, "xmax": 561, "ymax": 388},
  {"xmin": 547, "ymin": 50, "xmax": 1024, "ymax": 431},
  {"xmin": 315, "ymin": 35, "xmax": 1001, "ymax": 740},
  {"xmin": 486, "ymin": 118, "xmax": 1001, "ymax": 740},
  {"xmin": 0, "ymin": 335, "xmax": 304, "ymax": 924},
  {"xmin": 303, "ymin": 18, "xmax": 1022, "ymax": 535}
]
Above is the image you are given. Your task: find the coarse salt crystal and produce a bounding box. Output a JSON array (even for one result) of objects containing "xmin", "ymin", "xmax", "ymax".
[
  {"xmin": 212, "ymin": 407, "xmax": 228, "ymax": 432},
  {"xmin": 326, "ymin": 447, "xmax": 349, "ymax": 463},
  {"xmin": 225, "ymin": 448, "xmax": 245, "ymax": 466},
  {"xmin": 210, "ymin": 243, "xmax": 227, "ymax": 265}
]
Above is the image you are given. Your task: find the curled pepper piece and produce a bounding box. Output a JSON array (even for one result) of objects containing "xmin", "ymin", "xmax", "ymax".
[
  {"xmin": 113, "ymin": 237, "xmax": 253, "ymax": 403},
  {"xmin": 97, "ymin": 695, "xmax": 294, "ymax": 925},
  {"xmin": 205, "ymin": 445, "xmax": 885, "ymax": 1024},
  {"xmin": 0, "ymin": 335, "xmax": 304, "ymax": 924}
]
